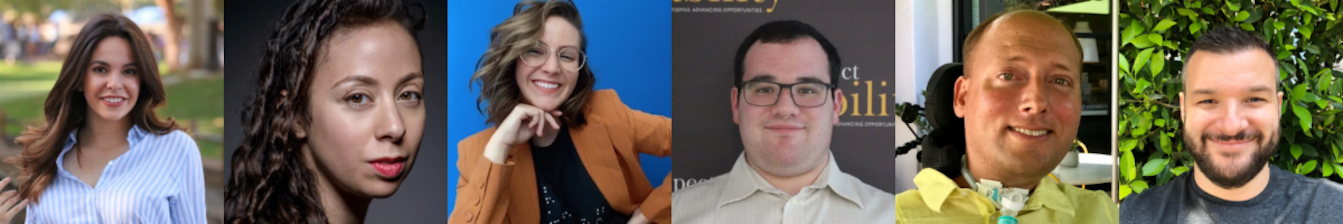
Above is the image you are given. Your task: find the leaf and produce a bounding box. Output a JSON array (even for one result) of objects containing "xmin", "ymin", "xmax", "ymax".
[
  {"xmin": 1151, "ymin": 50, "xmax": 1166, "ymax": 76},
  {"xmin": 1305, "ymin": 45, "xmax": 1321, "ymax": 54},
  {"xmin": 1291, "ymin": 144, "xmax": 1304, "ymax": 159},
  {"xmin": 1229, "ymin": 0, "xmax": 1242, "ymax": 11},
  {"xmin": 1130, "ymin": 180, "xmax": 1150, "ymax": 194},
  {"xmin": 1303, "ymin": 160, "xmax": 1318, "ymax": 174},
  {"xmin": 1154, "ymin": 19, "xmax": 1178, "ymax": 31},
  {"xmin": 1191, "ymin": 20, "xmax": 1203, "ymax": 33},
  {"xmin": 1172, "ymin": 166, "xmax": 1190, "ymax": 176},
  {"xmin": 1147, "ymin": 34, "xmax": 1165, "ymax": 47},
  {"xmin": 1121, "ymin": 139, "xmax": 1139, "ymax": 152},
  {"xmin": 1135, "ymin": 48, "xmax": 1154, "ymax": 74},
  {"xmin": 1123, "ymin": 151, "xmax": 1137, "ymax": 181},
  {"xmin": 1235, "ymin": 11, "xmax": 1250, "ymax": 21},
  {"xmin": 1119, "ymin": 185, "xmax": 1133, "ymax": 200},
  {"xmin": 1324, "ymin": 162, "xmax": 1334, "ymax": 176},
  {"xmin": 1119, "ymin": 52, "xmax": 1132, "ymax": 74},
  {"xmin": 1143, "ymin": 158, "xmax": 1169, "ymax": 176},
  {"xmin": 1240, "ymin": 22, "xmax": 1256, "ymax": 31},
  {"xmin": 1275, "ymin": 21, "xmax": 1286, "ymax": 30},
  {"xmin": 1293, "ymin": 103, "xmax": 1313, "ymax": 133}
]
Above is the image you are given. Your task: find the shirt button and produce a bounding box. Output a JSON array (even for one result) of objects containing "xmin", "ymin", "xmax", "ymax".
[
  {"xmin": 473, "ymin": 195, "xmax": 481, "ymax": 205},
  {"xmin": 464, "ymin": 212, "xmax": 474, "ymax": 222}
]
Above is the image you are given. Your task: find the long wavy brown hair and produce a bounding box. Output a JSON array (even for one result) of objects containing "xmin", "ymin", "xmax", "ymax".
[
  {"xmin": 6, "ymin": 13, "xmax": 180, "ymax": 204},
  {"xmin": 472, "ymin": 0, "xmax": 595, "ymax": 126},
  {"xmin": 224, "ymin": 0, "xmax": 423, "ymax": 223}
]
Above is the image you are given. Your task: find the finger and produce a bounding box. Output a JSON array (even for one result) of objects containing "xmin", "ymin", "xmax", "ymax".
[
  {"xmin": 0, "ymin": 177, "xmax": 11, "ymax": 188},
  {"xmin": 0, "ymin": 191, "xmax": 15, "ymax": 211},
  {"xmin": 545, "ymin": 113, "xmax": 561, "ymax": 130},
  {"xmin": 4, "ymin": 199, "xmax": 25, "ymax": 218}
]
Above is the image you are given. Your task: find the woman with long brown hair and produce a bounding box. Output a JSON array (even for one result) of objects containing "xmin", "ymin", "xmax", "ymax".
[
  {"xmin": 6, "ymin": 13, "xmax": 205, "ymax": 223},
  {"xmin": 224, "ymin": 0, "xmax": 426, "ymax": 223},
  {"xmin": 450, "ymin": 1, "xmax": 672, "ymax": 223}
]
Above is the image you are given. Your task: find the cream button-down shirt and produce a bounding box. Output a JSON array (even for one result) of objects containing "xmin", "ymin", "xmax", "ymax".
[{"xmin": 672, "ymin": 151, "xmax": 895, "ymax": 223}]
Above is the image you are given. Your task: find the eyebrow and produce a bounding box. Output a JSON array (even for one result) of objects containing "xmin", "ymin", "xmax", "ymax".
[
  {"xmin": 90, "ymin": 60, "xmax": 137, "ymax": 68},
  {"xmin": 331, "ymin": 72, "xmax": 424, "ymax": 89},
  {"xmin": 1190, "ymin": 85, "xmax": 1273, "ymax": 95},
  {"xmin": 744, "ymin": 74, "xmax": 828, "ymax": 83},
  {"xmin": 1004, "ymin": 55, "xmax": 1074, "ymax": 73}
]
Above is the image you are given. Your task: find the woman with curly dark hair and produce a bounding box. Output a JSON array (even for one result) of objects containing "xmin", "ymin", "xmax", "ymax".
[
  {"xmin": 6, "ymin": 13, "xmax": 204, "ymax": 223},
  {"xmin": 224, "ymin": 0, "xmax": 426, "ymax": 223},
  {"xmin": 450, "ymin": 1, "xmax": 672, "ymax": 223}
]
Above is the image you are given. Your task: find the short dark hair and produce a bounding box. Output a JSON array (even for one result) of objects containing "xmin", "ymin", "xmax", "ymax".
[
  {"xmin": 1184, "ymin": 26, "xmax": 1278, "ymax": 89},
  {"xmin": 733, "ymin": 20, "xmax": 840, "ymax": 87},
  {"xmin": 962, "ymin": 9, "xmax": 1082, "ymax": 75}
]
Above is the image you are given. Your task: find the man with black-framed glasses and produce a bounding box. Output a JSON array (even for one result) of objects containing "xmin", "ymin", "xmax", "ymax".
[{"xmin": 672, "ymin": 20, "xmax": 895, "ymax": 223}]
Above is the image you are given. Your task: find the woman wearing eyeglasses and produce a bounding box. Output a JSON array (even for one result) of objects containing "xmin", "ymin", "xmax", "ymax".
[{"xmin": 449, "ymin": 1, "xmax": 671, "ymax": 224}]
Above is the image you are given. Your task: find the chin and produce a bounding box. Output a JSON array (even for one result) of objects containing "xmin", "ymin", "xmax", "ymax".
[{"xmin": 359, "ymin": 182, "xmax": 403, "ymax": 198}]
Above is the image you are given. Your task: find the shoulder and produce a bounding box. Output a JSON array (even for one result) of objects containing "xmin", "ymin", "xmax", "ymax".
[
  {"xmin": 834, "ymin": 171, "xmax": 896, "ymax": 211},
  {"xmin": 673, "ymin": 174, "xmax": 729, "ymax": 202},
  {"xmin": 457, "ymin": 127, "xmax": 498, "ymax": 156},
  {"xmin": 582, "ymin": 89, "xmax": 629, "ymax": 117},
  {"xmin": 146, "ymin": 130, "xmax": 200, "ymax": 155},
  {"xmin": 1118, "ymin": 175, "xmax": 1184, "ymax": 222}
]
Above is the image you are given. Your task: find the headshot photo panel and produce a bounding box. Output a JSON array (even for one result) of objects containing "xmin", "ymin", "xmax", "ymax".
[
  {"xmin": 446, "ymin": 1, "xmax": 672, "ymax": 223},
  {"xmin": 222, "ymin": 0, "xmax": 447, "ymax": 223},
  {"xmin": 671, "ymin": 0, "xmax": 897, "ymax": 223}
]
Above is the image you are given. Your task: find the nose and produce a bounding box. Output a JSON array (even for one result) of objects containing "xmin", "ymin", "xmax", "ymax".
[
  {"xmin": 105, "ymin": 73, "xmax": 125, "ymax": 92},
  {"xmin": 539, "ymin": 51, "xmax": 561, "ymax": 74},
  {"xmin": 1213, "ymin": 101, "xmax": 1250, "ymax": 135},
  {"xmin": 1018, "ymin": 79, "xmax": 1051, "ymax": 114},
  {"xmin": 769, "ymin": 90, "xmax": 801, "ymax": 118},
  {"xmin": 375, "ymin": 99, "xmax": 406, "ymax": 143}
]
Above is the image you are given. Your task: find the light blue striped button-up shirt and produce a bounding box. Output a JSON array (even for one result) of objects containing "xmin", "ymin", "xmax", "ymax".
[{"xmin": 26, "ymin": 125, "xmax": 207, "ymax": 223}]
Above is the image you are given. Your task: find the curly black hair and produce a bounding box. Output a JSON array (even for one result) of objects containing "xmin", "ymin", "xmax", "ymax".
[{"xmin": 224, "ymin": 0, "xmax": 424, "ymax": 223}]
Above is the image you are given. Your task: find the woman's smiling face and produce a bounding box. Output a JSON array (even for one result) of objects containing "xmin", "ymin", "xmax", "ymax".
[{"xmin": 82, "ymin": 36, "xmax": 140, "ymax": 124}]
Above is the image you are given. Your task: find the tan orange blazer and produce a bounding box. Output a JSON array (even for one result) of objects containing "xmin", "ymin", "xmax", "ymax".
[{"xmin": 450, "ymin": 90, "xmax": 672, "ymax": 224}]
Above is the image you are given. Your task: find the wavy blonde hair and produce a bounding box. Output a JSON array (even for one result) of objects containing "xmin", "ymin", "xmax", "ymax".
[{"xmin": 472, "ymin": 0, "xmax": 595, "ymax": 126}]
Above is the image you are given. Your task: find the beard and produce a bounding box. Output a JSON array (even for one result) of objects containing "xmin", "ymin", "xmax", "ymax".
[{"xmin": 1185, "ymin": 128, "xmax": 1277, "ymax": 189}]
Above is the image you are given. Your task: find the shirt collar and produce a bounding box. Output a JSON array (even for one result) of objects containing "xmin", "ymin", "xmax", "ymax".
[
  {"xmin": 63, "ymin": 124, "xmax": 148, "ymax": 149},
  {"xmin": 911, "ymin": 168, "xmax": 1077, "ymax": 217},
  {"xmin": 715, "ymin": 150, "xmax": 866, "ymax": 209}
]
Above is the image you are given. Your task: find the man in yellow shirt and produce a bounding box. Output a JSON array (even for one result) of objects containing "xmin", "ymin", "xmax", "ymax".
[{"xmin": 895, "ymin": 9, "xmax": 1118, "ymax": 223}]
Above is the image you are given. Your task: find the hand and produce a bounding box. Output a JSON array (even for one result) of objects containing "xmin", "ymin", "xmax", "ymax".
[
  {"xmin": 0, "ymin": 177, "xmax": 28, "ymax": 224},
  {"xmin": 484, "ymin": 104, "xmax": 561, "ymax": 164},
  {"xmin": 627, "ymin": 207, "xmax": 649, "ymax": 224}
]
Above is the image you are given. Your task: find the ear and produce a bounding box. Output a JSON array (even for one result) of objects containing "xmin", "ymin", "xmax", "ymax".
[
  {"xmin": 281, "ymin": 90, "xmax": 308, "ymax": 139},
  {"xmin": 832, "ymin": 88, "xmax": 844, "ymax": 125},
  {"xmin": 952, "ymin": 76, "xmax": 969, "ymax": 118},
  {"xmin": 1178, "ymin": 92, "xmax": 1186, "ymax": 122},
  {"xmin": 731, "ymin": 87, "xmax": 740, "ymax": 124}
]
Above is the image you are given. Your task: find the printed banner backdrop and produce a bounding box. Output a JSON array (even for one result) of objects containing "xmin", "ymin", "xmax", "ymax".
[
  {"xmin": 671, "ymin": 0, "xmax": 897, "ymax": 193},
  {"xmin": 446, "ymin": 0, "xmax": 672, "ymax": 213}
]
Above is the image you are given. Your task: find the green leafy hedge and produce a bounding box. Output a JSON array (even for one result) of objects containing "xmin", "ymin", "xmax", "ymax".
[{"xmin": 1118, "ymin": 0, "xmax": 1343, "ymax": 200}]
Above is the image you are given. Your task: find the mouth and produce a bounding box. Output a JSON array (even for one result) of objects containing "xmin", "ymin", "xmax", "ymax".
[
  {"xmin": 764, "ymin": 123, "xmax": 804, "ymax": 133},
  {"xmin": 100, "ymin": 96, "xmax": 127, "ymax": 107},
  {"xmin": 369, "ymin": 157, "xmax": 406, "ymax": 179},
  {"xmin": 531, "ymin": 80, "xmax": 561, "ymax": 93},
  {"xmin": 1009, "ymin": 126, "xmax": 1051, "ymax": 137}
]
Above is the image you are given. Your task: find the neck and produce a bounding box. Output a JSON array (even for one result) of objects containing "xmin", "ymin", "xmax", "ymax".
[
  {"xmin": 1193, "ymin": 163, "xmax": 1271, "ymax": 202},
  {"xmin": 749, "ymin": 152, "xmax": 829, "ymax": 196},
  {"xmin": 965, "ymin": 154, "xmax": 1040, "ymax": 190},
  {"xmin": 304, "ymin": 146, "xmax": 371, "ymax": 224},
  {"xmin": 79, "ymin": 115, "xmax": 132, "ymax": 147}
]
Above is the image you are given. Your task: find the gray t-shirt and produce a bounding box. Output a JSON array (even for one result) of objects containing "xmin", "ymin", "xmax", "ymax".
[{"xmin": 1120, "ymin": 165, "xmax": 1343, "ymax": 224}]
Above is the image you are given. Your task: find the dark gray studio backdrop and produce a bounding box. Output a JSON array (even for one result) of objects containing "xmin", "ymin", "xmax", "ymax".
[
  {"xmin": 222, "ymin": 0, "xmax": 447, "ymax": 222},
  {"xmin": 671, "ymin": 0, "xmax": 897, "ymax": 193}
]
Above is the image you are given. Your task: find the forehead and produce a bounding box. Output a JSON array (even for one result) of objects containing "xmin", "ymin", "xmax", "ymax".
[
  {"xmin": 1184, "ymin": 50, "xmax": 1277, "ymax": 90},
  {"xmin": 91, "ymin": 36, "xmax": 134, "ymax": 62},
  {"xmin": 314, "ymin": 22, "xmax": 421, "ymax": 82},
  {"xmin": 968, "ymin": 12, "xmax": 1080, "ymax": 73},
  {"xmin": 742, "ymin": 37, "xmax": 830, "ymax": 82},
  {"xmin": 540, "ymin": 16, "xmax": 581, "ymax": 47}
]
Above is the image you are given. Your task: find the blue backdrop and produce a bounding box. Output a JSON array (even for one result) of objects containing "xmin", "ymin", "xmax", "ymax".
[{"xmin": 446, "ymin": 0, "xmax": 671, "ymax": 213}]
